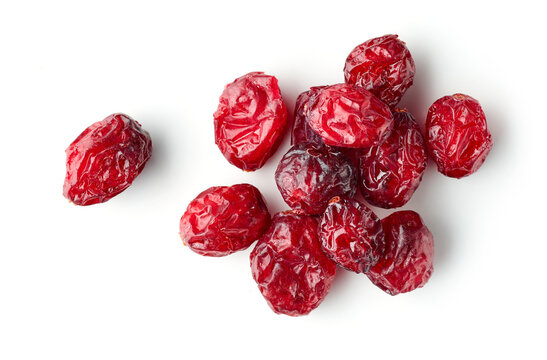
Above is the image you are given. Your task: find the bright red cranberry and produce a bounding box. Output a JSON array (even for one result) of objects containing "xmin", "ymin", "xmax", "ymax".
[
  {"xmin": 179, "ymin": 184, "xmax": 271, "ymax": 257},
  {"xmin": 426, "ymin": 94, "xmax": 493, "ymax": 178},
  {"xmin": 368, "ymin": 211, "xmax": 434, "ymax": 295},
  {"xmin": 359, "ymin": 109, "xmax": 427, "ymax": 208},
  {"xmin": 319, "ymin": 197, "xmax": 384, "ymax": 273},
  {"xmin": 344, "ymin": 34, "xmax": 415, "ymax": 108},
  {"xmin": 63, "ymin": 113, "xmax": 152, "ymax": 206},
  {"xmin": 214, "ymin": 72, "xmax": 288, "ymax": 171},
  {"xmin": 306, "ymin": 83, "xmax": 394, "ymax": 148},
  {"xmin": 275, "ymin": 143, "xmax": 357, "ymax": 215},
  {"xmin": 250, "ymin": 211, "xmax": 337, "ymax": 316},
  {"xmin": 291, "ymin": 87, "xmax": 326, "ymax": 146}
]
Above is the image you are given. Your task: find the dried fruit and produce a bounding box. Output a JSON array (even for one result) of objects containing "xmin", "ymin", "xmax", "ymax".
[
  {"xmin": 63, "ymin": 113, "xmax": 152, "ymax": 206},
  {"xmin": 179, "ymin": 184, "xmax": 271, "ymax": 257},
  {"xmin": 368, "ymin": 211, "xmax": 434, "ymax": 295},
  {"xmin": 275, "ymin": 143, "xmax": 357, "ymax": 215},
  {"xmin": 214, "ymin": 72, "xmax": 289, "ymax": 171},
  {"xmin": 291, "ymin": 87, "xmax": 326, "ymax": 146},
  {"xmin": 359, "ymin": 109, "xmax": 427, "ymax": 208},
  {"xmin": 344, "ymin": 34, "xmax": 415, "ymax": 108},
  {"xmin": 319, "ymin": 197, "xmax": 384, "ymax": 273},
  {"xmin": 426, "ymin": 94, "xmax": 492, "ymax": 178},
  {"xmin": 250, "ymin": 211, "xmax": 336, "ymax": 316},
  {"xmin": 306, "ymin": 83, "xmax": 394, "ymax": 148}
]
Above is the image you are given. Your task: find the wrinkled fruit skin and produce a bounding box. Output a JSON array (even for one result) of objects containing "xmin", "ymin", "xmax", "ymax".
[
  {"xmin": 179, "ymin": 184, "xmax": 271, "ymax": 257},
  {"xmin": 344, "ymin": 34, "xmax": 415, "ymax": 108},
  {"xmin": 368, "ymin": 211, "xmax": 434, "ymax": 295},
  {"xmin": 275, "ymin": 143, "xmax": 357, "ymax": 215},
  {"xmin": 63, "ymin": 113, "xmax": 152, "ymax": 206},
  {"xmin": 214, "ymin": 72, "xmax": 289, "ymax": 171},
  {"xmin": 307, "ymin": 83, "xmax": 394, "ymax": 148},
  {"xmin": 359, "ymin": 109, "xmax": 427, "ymax": 208},
  {"xmin": 250, "ymin": 212, "xmax": 337, "ymax": 316},
  {"xmin": 319, "ymin": 197, "xmax": 384, "ymax": 273},
  {"xmin": 426, "ymin": 94, "xmax": 493, "ymax": 178},
  {"xmin": 291, "ymin": 87, "xmax": 326, "ymax": 146}
]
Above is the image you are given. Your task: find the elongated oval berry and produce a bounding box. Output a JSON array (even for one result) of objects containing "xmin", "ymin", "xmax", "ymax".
[
  {"xmin": 179, "ymin": 184, "xmax": 271, "ymax": 257},
  {"xmin": 250, "ymin": 211, "xmax": 337, "ymax": 316},
  {"xmin": 291, "ymin": 87, "xmax": 326, "ymax": 146},
  {"xmin": 63, "ymin": 113, "xmax": 152, "ymax": 206},
  {"xmin": 359, "ymin": 109, "xmax": 427, "ymax": 208},
  {"xmin": 426, "ymin": 93, "xmax": 493, "ymax": 178},
  {"xmin": 319, "ymin": 197, "xmax": 384, "ymax": 273},
  {"xmin": 368, "ymin": 211, "xmax": 434, "ymax": 295},
  {"xmin": 214, "ymin": 72, "xmax": 289, "ymax": 171}
]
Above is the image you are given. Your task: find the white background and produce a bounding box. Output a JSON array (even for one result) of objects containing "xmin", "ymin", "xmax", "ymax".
[{"xmin": 1, "ymin": 0, "xmax": 546, "ymax": 359}]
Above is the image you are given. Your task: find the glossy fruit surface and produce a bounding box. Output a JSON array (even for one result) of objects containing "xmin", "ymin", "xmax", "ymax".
[
  {"xmin": 319, "ymin": 197, "xmax": 384, "ymax": 273},
  {"xmin": 426, "ymin": 93, "xmax": 493, "ymax": 178},
  {"xmin": 275, "ymin": 143, "xmax": 357, "ymax": 215},
  {"xmin": 250, "ymin": 211, "xmax": 336, "ymax": 316},
  {"xmin": 214, "ymin": 72, "xmax": 288, "ymax": 171},
  {"xmin": 359, "ymin": 109, "xmax": 427, "ymax": 208},
  {"xmin": 291, "ymin": 87, "xmax": 325, "ymax": 146},
  {"xmin": 179, "ymin": 184, "xmax": 270, "ymax": 257},
  {"xmin": 307, "ymin": 83, "xmax": 394, "ymax": 148},
  {"xmin": 344, "ymin": 34, "xmax": 415, "ymax": 108},
  {"xmin": 63, "ymin": 113, "xmax": 152, "ymax": 206},
  {"xmin": 368, "ymin": 211, "xmax": 434, "ymax": 295}
]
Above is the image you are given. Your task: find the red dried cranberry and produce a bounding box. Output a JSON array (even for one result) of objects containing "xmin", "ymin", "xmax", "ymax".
[
  {"xmin": 368, "ymin": 211, "xmax": 434, "ymax": 295},
  {"xmin": 179, "ymin": 184, "xmax": 271, "ymax": 257},
  {"xmin": 275, "ymin": 143, "xmax": 357, "ymax": 215},
  {"xmin": 359, "ymin": 109, "xmax": 427, "ymax": 208},
  {"xmin": 291, "ymin": 87, "xmax": 326, "ymax": 146},
  {"xmin": 319, "ymin": 197, "xmax": 384, "ymax": 273},
  {"xmin": 344, "ymin": 34, "xmax": 415, "ymax": 108},
  {"xmin": 250, "ymin": 211, "xmax": 336, "ymax": 316},
  {"xmin": 306, "ymin": 83, "xmax": 394, "ymax": 148},
  {"xmin": 214, "ymin": 72, "xmax": 288, "ymax": 171},
  {"xmin": 426, "ymin": 94, "xmax": 493, "ymax": 178},
  {"xmin": 63, "ymin": 113, "xmax": 152, "ymax": 206}
]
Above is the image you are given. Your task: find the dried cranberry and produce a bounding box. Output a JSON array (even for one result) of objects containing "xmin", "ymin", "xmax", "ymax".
[
  {"xmin": 63, "ymin": 113, "xmax": 152, "ymax": 206},
  {"xmin": 319, "ymin": 197, "xmax": 384, "ymax": 273},
  {"xmin": 275, "ymin": 143, "xmax": 357, "ymax": 215},
  {"xmin": 179, "ymin": 184, "xmax": 271, "ymax": 257},
  {"xmin": 368, "ymin": 211, "xmax": 434, "ymax": 295},
  {"xmin": 306, "ymin": 83, "xmax": 394, "ymax": 148},
  {"xmin": 214, "ymin": 72, "xmax": 289, "ymax": 171},
  {"xmin": 250, "ymin": 211, "xmax": 336, "ymax": 316},
  {"xmin": 359, "ymin": 109, "xmax": 427, "ymax": 208},
  {"xmin": 344, "ymin": 34, "xmax": 415, "ymax": 108},
  {"xmin": 426, "ymin": 94, "xmax": 493, "ymax": 178},
  {"xmin": 291, "ymin": 87, "xmax": 326, "ymax": 146}
]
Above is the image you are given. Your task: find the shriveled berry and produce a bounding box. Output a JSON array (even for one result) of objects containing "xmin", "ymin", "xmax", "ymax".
[
  {"xmin": 426, "ymin": 94, "xmax": 492, "ymax": 178},
  {"xmin": 307, "ymin": 83, "xmax": 394, "ymax": 148},
  {"xmin": 359, "ymin": 109, "xmax": 427, "ymax": 208},
  {"xmin": 179, "ymin": 184, "xmax": 271, "ymax": 257},
  {"xmin": 368, "ymin": 211, "xmax": 434, "ymax": 295},
  {"xmin": 275, "ymin": 143, "xmax": 357, "ymax": 215},
  {"xmin": 319, "ymin": 197, "xmax": 384, "ymax": 273},
  {"xmin": 344, "ymin": 34, "xmax": 415, "ymax": 108},
  {"xmin": 214, "ymin": 72, "xmax": 288, "ymax": 171},
  {"xmin": 250, "ymin": 211, "xmax": 336, "ymax": 316},
  {"xmin": 291, "ymin": 87, "xmax": 326, "ymax": 146},
  {"xmin": 63, "ymin": 113, "xmax": 152, "ymax": 206}
]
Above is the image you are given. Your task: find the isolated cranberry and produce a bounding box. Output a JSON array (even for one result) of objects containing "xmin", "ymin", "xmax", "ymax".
[
  {"xmin": 214, "ymin": 72, "xmax": 288, "ymax": 171},
  {"xmin": 344, "ymin": 34, "xmax": 415, "ymax": 108},
  {"xmin": 63, "ymin": 113, "xmax": 152, "ymax": 206},
  {"xmin": 291, "ymin": 87, "xmax": 326, "ymax": 146},
  {"xmin": 250, "ymin": 211, "xmax": 337, "ymax": 316},
  {"xmin": 179, "ymin": 184, "xmax": 271, "ymax": 257},
  {"xmin": 426, "ymin": 94, "xmax": 492, "ymax": 178},
  {"xmin": 359, "ymin": 109, "xmax": 427, "ymax": 208},
  {"xmin": 368, "ymin": 211, "xmax": 434, "ymax": 295},
  {"xmin": 319, "ymin": 197, "xmax": 384, "ymax": 273},
  {"xmin": 275, "ymin": 143, "xmax": 357, "ymax": 215},
  {"xmin": 307, "ymin": 83, "xmax": 394, "ymax": 148}
]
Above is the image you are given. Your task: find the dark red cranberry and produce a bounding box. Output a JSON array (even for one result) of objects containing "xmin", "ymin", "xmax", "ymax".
[
  {"xmin": 291, "ymin": 87, "xmax": 326, "ymax": 146},
  {"xmin": 179, "ymin": 184, "xmax": 271, "ymax": 257},
  {"xmin": 214, "ymin": 72, "xmax": 288, "ymax": 171},
  {"xmin": 63, "ymin": 113, "xmax": 152, "ymax": 206}
]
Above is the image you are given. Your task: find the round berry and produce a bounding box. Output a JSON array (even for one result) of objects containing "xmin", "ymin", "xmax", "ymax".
[{"xmin": 291, "ymin": 87, "xmax": 326, "ymax": 146}]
